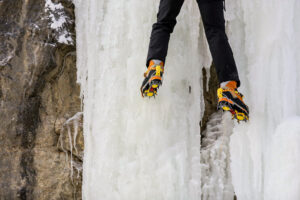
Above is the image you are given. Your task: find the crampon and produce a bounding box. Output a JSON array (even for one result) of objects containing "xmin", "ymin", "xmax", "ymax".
[
  {"xmin": 217, "ymin": 82, "xmax": 249, "ymax": 122},
  {"xmin": 141, "ymin": 60, "xmax": 164, "ymax": 98}
]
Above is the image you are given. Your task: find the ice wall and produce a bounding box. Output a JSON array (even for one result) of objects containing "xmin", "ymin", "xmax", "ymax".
[
  {"xmin": 75, "ymin": 0, "xmax": 300, "ymax": 199},
  {"xmin": 75, "ymin": 0, "xmax": 206, "ymax": 199},
  {"xmin": 225, "ymin": 0, "xmax": 300, "ymax": 199}
]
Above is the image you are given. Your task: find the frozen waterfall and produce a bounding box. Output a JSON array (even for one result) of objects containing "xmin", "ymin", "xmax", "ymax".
[
  {"xmin": 74, "ymin": 0, "xmax": 300, "ymax": 199},
  {"xmin": 226, "ymin": 0, "xmax": 300, "ymax": 199},
  {"xmin": 75, "ymin": 0, "xmax": 204, "ymax": 199}
]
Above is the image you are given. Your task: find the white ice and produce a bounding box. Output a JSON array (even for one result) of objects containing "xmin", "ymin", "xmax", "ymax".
[
  {"xmin": 75, "ymin": 0, "xmax": 205, "ymax": 199},
  {"xmin": 201, "ymin": 111, "xmax": 235, "ymax": 200},
  {"xmin": 74, "ymin": 0, "xmax": 300, "ymax": 199},
  {"xmin": 226, "ymin": 0, "xmax": 300, "ymax": 199}
]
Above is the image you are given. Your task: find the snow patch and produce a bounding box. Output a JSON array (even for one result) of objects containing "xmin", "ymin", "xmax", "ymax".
[
  {"xmin": 58, "ymin": 30, "xmax": 73, "ymax": 44},
  {"xmin": 45, "ymin": 0, "xmax": 73, "ymax": 45},
  {"xmin": 45, "ymin": 0, "xmax": 64, "ymax": 10},
  {"xmin": 48, "ymin": 12, "xmax": 67, "ymax": 29}
]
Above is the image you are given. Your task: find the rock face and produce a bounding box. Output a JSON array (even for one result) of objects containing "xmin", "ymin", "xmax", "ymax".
[
  {"xmin": 0, "ymin": 0, "xmax": 83, "ymax": 199},
  {"xmin": 200, "ymin": 65, "xmax": 219, "ymax": 136}
]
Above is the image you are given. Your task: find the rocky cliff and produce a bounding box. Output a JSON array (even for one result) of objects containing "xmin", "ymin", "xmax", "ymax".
[{"xmin": 0, "ymin": 0, "xmax": 83, "ymax": 199}]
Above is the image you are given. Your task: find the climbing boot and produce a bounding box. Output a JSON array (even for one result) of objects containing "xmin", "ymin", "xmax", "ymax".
[
  {"xmin": 141, "ymin": 60, "xmax": 164, "ymax": 97},
  {"xmin": 217, "ymin": 81, "xmax": 249, "ymax": 122}
]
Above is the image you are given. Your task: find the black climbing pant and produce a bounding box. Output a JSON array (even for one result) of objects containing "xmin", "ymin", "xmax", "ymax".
[{"xmin": 146, "ymin": 0, "xmax": 240, "ymax": 87}]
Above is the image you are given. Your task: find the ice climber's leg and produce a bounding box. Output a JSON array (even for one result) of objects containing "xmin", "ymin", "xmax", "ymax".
[
  {"xmin": 146, "ymin": 0, "xmax": 184, "ymax": 67},
  {"xmin": 197, "ymin": 0, "xmax": 240, "ymax": 87},
  {"xmin": 197, "ymin": 1, "xmax": 249, "ymax": 121}
]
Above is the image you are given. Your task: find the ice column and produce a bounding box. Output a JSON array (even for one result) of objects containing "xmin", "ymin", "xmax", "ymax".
[
  {"xmin": 75, "ymin": 0, "xmax": 204, "ymax": 199},
  {"xmin": 226, "ymin": 0, "xmax": 300, "ymax": 199}
]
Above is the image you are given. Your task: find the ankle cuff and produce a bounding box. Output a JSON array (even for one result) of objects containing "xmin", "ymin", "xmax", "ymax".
[{"xmin": 221, "ymin": 81, "xmax": 237, "ymax": 89}]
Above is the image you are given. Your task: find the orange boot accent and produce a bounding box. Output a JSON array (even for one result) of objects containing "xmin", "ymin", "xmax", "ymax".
[
  {"xmin": 144, "ymin": 60, "xmax": 164, "ymax": 77},
  {"xmin": 223, "ymin": 81, "xmax": 237, "ymax": 90},
  {"xmin": 141, "ymin": 60, "xmax": 164, "ymax": 98}
]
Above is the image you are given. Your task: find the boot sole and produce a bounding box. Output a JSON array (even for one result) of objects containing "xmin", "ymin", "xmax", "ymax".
[
  {"xmin": 141, "ymin": 65, "xmax": 163, "ymax": 98},
  {"xmin": 142, "ymin": 79, "xmax": 162, "ymax": 98},
  {"xmin": 218, "ymin": 101, "xmax": 249, "ymax": 122}
]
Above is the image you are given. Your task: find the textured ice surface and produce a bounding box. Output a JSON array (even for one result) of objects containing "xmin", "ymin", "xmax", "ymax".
[
  {"xmin": 75, "ymin": 0, "xmax": 204, "ymax": 199},
  {"xmin": 201, "ymin": 111, "xmax": 235, "ymax": 200},
  {"xmin": 75, "ymin": 0, "xmax": 300, "ymax": 199},
  {"xmin": 226, "ymin": 0, "xmax": 300, "ymax": 199}
]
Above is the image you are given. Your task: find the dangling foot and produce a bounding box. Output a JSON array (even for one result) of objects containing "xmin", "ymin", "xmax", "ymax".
[
  {"xmin": 141, "ymin": 60, "xmax": 164, "ymax": 98},
  {"xmin": 217, "ymin": 81, "xmax": 249, "ymax": 122}
]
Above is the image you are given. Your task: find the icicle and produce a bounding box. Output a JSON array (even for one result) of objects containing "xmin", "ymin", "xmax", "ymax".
[{"xmin": 58, "ymin": 112, "xmax": 83, "ymax": 181}]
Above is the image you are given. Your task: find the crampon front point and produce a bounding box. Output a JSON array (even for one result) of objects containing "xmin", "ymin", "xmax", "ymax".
[{"xmin": 141, "ymin": 60, "xmax": 164, "ymax": 98}]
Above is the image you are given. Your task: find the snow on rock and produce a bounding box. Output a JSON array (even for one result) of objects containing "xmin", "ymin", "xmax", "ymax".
[
  {"xmin": 58, "ymin": 30, "xmax": 73, "ymax": 44},
  {"xmin": 45, "ymin": 0, "xmax": 73, "ymax": 45}
]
